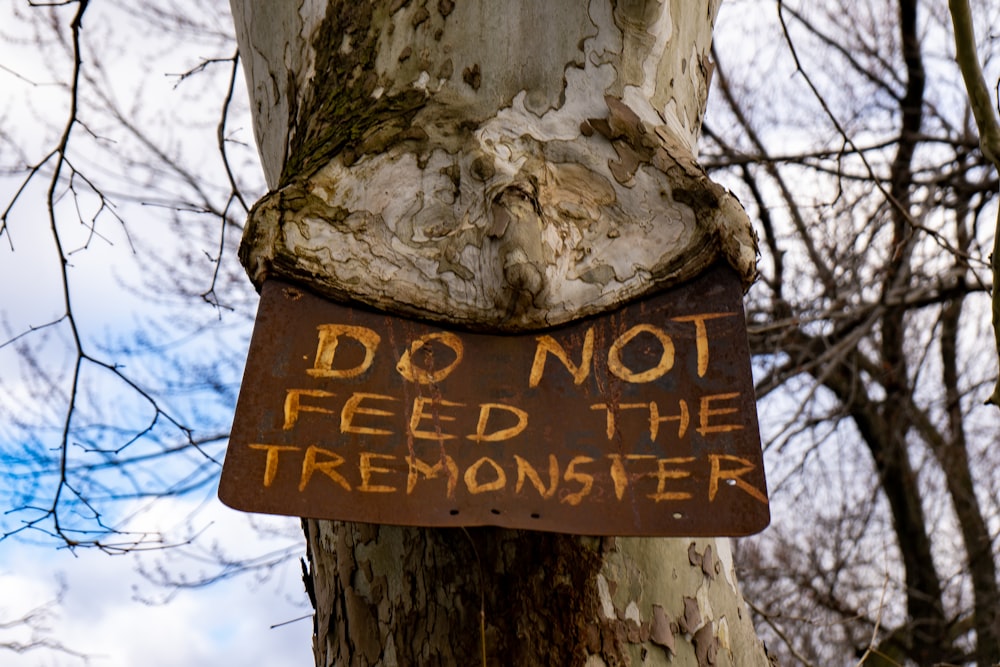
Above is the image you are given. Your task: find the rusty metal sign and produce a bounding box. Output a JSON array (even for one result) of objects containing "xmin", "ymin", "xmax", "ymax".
[{"xmin": 219, "ymin": 263, "xmax": 769, "ymax": 536}]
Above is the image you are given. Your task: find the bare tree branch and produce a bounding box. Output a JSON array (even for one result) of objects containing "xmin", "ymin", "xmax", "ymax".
[{"xmin": 948, "ymin": 0, "xmax": 1000, "ymax": 407}]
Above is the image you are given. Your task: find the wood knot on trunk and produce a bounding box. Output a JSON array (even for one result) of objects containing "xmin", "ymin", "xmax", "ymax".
[{"xmin": 490, "ymin": 184, "xmax": 546, "ymax": 318}]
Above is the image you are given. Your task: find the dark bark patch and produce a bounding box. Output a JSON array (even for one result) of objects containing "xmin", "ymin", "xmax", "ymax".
[
  {"xmin": 692, "ymin": 623, "xmax": 719, "ymax": 666},
  {"xmin": 625, "ymin": 618, "xmax": 641, "ymax": 642},
  {"xmin": 650, "ymin": 604, "xmax": 676, "ymax": 655},
  {"xmin": 411, "ymin": 6, "xmax": 430, "ymax": 27},
  {"xmin": 282, "ymin": 1, "xmax": 427, "ymax": 185},
  {"xmin": 608, "ymin": 142, "xmax": 643, "ymax": 184},
  {"xmin": 688, "ymin": 541, "xmax": 701, "ymax": 568},
  {"xmin": 701, "ymin": 544, "xmax": 715, "ymax": 579},
  {"xmin": 462, "ymin": 63, "xmax": 482, "ymax": 90},
  {"xmin": 679, "ymin": 596, "xmax": 702, "ymax": 635},
  {"xmin": 687, "ymin": 542, "xmax": 715, "ymax": 580}
]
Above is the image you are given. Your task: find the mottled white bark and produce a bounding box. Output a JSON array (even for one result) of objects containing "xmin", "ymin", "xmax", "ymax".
[
  {"xmin": 230, "ymin": 1, "xmax": 769, "ymax": 664},
  {"xmin": 233, "ymin": 0, "xmax": 756, "ymax": 331},
  {"xmin": 302, "ymin": 523, "xmax": 771, "ymax": 666}
]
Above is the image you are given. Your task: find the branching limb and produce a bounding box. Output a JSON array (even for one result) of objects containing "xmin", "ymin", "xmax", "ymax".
[
  {"xmin": 1, "ymin": 0, "xmax": 218, "ymax": 550},
  {"xmin": 203, "ymin": 51, "xmax": 248, "ymax": 309},
  {"xmin": 0, "ymin": 593, "xmax": 90, "ymax": 664},
  {"xmin": 947, "ymin": 0, "xmax": 1000, "ymax": 406}
]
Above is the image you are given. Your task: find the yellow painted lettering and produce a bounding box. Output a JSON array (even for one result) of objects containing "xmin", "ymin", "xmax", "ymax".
[
  {"xmin": 299, "ymin": 445, "xmax": 351, "ymax": 492},
  {"xmin": 608, "ymin": 454, "xmax": 627, "ymax": 500},
  {"xmin": 561, "ymin": 456, "xmax": 595, "ymax": 506},
  {"xmin": 528, "ymin": 328, "xmax": 594, "ymax": 387},
  {"xmin": 405, "ymin": 455, "xmax": 459, "ymax": 498},
  {"xmin": 646, "ymin": 457, "xmax": 695, "ymax": 502},
  {"xmin": 607, "ymin": 324, "xmax": 674, "ymax": 383},
  {"xmin": 358, "ymin": 452, "xmax": 397, "ymax": 493},
  {"xmin": 649, "ymin": 399, "xmax": 689, "ymax": 440},
  {"xmin": 698, "ymin": 393, "xmax": 743, "ymax": 436},
  {"xmin": 708, "ymin": 455, "xmax": 768, "ymax": 504},
  {"xmin": 395, "ymin": 332, "xmax": 464, "ymax": 384},
  {"xmin": 340, "ymin": 392, "xmax": 396, "ymax": 435},
  {"xmin": 409, "ymin": 396, "xmax": 465, "ymax": 441},
  {"xmin": 464, "ymin": 457, "xmax": 507, "ymax": 494},
  {"xmin": 590, "ymin": 402, "xmax": 648, "ymax": 440},
  {"xmin": 672, "ymin": 313, "xmax": 732, "ymax": 377},
  {"xmin": 467, "ymin": 402, "xmax": 529, "ymax": 442},
  {"xmin": 606, "ymin": 454, "xmax": 656, "ymax": 500},
  {"xmin": 308, "ymin": 324, "xmax": 380, "ymax": 379},
  {"xmin": 514, "ymin": 455, "xmax": 559, "ymax": 499},
  {"xmin": 249, "ymin": 444, "xmax": 300, "ymax": 487},
  {"xmin": 283, "ymin": 389, "xmax": 336, "ymax": 430}
]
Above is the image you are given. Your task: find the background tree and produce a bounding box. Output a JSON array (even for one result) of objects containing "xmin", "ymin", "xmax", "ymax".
[{"xmin": 705, "ymin": 0, "xmax": 1000, "ymax": 664}]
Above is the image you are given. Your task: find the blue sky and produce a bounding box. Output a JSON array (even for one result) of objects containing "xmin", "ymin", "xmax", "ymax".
[{"xmin": 0, "ymin": 2, "xmax": 318, "ymax": 664}]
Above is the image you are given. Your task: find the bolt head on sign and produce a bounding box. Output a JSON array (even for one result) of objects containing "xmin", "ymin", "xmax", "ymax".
[{"xmin": 219, "ymin": 263, "xmax": 769, "ymax": 536}]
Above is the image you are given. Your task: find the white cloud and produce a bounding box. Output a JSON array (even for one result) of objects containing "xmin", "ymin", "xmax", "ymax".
[{"xmin": 1, "ymin": 499, "xmax": 312, "ymax": 667}]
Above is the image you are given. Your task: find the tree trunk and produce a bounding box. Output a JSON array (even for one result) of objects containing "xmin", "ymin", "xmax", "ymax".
[
  {"xmin": 302, "ymin": 522, "xmax": 768, "ymax": 666},
  {"xmin": 229, "ymin": 1, "xmax": 769, "ymax": 664}
]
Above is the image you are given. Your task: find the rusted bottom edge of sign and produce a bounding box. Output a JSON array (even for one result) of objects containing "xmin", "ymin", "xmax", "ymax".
[{"xmin": 221, "ymin": 497, "xmax": 770, "ymax": 538}]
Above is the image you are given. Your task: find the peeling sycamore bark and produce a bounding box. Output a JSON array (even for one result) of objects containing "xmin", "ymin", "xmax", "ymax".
[
  {"xmin": 233, "ymin": 0, "xmax": 756, "ymax": 331},
  {"xmin": 302, "ymin": 522, "xmax": 770, "ymax": 666},
  {"xmin": 230, "ymin": 1, "xmax": 769, "ymax": 664}
]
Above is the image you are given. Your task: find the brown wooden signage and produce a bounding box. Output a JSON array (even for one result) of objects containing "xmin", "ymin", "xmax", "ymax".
[{"xmin": 219, "ymin": 264, "xmax": 769, "ymax": 536}]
